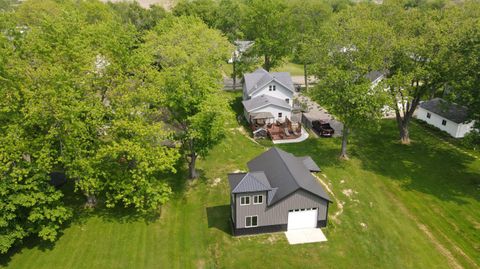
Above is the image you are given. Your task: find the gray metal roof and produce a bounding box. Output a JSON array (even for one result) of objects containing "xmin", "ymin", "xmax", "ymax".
[
  {"xmin": 365, "ymin": 70, "xmax": 385, "ymax": 83},
  {"xmin": 234, "ymin": 40, "xmax": 254, "ymax": 54},
  {"xmin": 228, "ymin": 172, "xmax": 271, "ymax": 194},
  {"xmin": 299, "ymin": 156, "xmax": 321, "ymax": 172},
  {"xmin": 243, "ymin": 68, "xmax": 295, "ymax": 95},
  {"xmin": 247, "ymin": 148, "xmax": 331, "ymax": 205},
  {"xmin": 420, "ymin": 98, "xmax": 469, "ymax": 124},
  {"xmin": 242, "ymin": 95, "xmax": 291, "ymax": 112}
]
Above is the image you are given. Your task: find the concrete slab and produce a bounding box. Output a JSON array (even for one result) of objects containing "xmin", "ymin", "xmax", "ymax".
[{"xmin": 285, "ymin": 228, "xmax": 327, "ymax": 245}]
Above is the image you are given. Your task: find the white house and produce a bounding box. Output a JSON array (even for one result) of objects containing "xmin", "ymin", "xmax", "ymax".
[
  {"xmin": 415, "ymin": 98, "xmax": 475, "ymax": 138},
  {"xmin": 242, "ymin": 68, "xmax": 295, "ymax": 124}
]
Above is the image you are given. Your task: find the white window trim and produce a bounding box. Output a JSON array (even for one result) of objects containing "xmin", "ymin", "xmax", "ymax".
[
  {"xmin": 245, "ymin": 215, "xmax": 258, "ymax": 228},
  {"xmin": 240, "ymin": 196, "xmax": 250, "ymax": 206},
  {"xmin": 253, "ymin": 195, "xmax": 263, "ymax": 204}
]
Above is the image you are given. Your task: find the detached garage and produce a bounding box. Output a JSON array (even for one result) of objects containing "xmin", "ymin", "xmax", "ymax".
[{"xmin": 228, "ymin": 147, "xmax": 331, "ymax": 236}]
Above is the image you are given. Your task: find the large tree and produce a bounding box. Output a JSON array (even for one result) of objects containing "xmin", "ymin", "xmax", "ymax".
[
  {"xmin": 108, "ymin": 1, "xmax": 167, "ymax": 31},
  {"xmin": 443, "ymin": 2, "xmax": 480, "ymax": 147},
  {"xmin": 143, "ymin": 16, "xmax": 232, "ymax": 179},
  {"xmin": 311, "ymin": 5, "xmax": 392, "ymax": 159},
  {"xmin": 289, "ymin": 0, "xmax": 332, "ymax": 90},
  {"xmin": 0, "ymin": 2, "xmax": 181, "ymax": 250},
  {"xmin": 172, "ymin": 0, "xmax": 218, "ymax": 28},
  {"xmin": 243, "ymin": 0, "xmax": 294, "ymax": 71},
  {"xmin": 379, "ymin": 2, "xmax": 457, "ymax": 144}
]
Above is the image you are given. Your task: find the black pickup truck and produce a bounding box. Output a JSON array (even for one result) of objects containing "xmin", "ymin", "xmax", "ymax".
[{"xmin": 312, "ymin": 120, "xmax": 335, "ymax": 137}]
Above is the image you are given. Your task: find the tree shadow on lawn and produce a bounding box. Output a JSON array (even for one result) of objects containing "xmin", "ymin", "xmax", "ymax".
[
  {"xmin": 205, "ymin": 205, "xmax": 232, "ymax": 235},
  {"xmin": 352, "ymin": 120, "xmax": 480, "ymax": 205},
  {"xmin": 278, "ymin": 136, "xmax": 349, "ymax": 172},
  {"xmin": 0, "ymin": 235, "xmax": 58, "ymax": 267}
]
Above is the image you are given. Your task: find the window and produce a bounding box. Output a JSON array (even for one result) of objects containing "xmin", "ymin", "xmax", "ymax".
[
  {"xmin": 273, "ymin": 85, "xmax": 276, "ymax": 91},
  {"xmin": 245, "ymin": 216, "xmax": 258, "ymax": 227},
  {"xmin": 426, "ymin": 112, "xmax": 431, "ymax": 119},
  {"xmin": 442, "ymin": 119, "xmax": 447, "ymax": 126},
  {"xmin": 285, "ymin": 98, "xmax": 290, "ymax": 104},
  {"xmin": 240, "ymin": 196, "xmax": 250, "ymax": 206},
  {"xmin": 278, "ymin": 112, "xmax": 282, "ymax": 118},
  {"xmin": 253, "ymin": 195, "xmax": 263, "ymax": 204}
]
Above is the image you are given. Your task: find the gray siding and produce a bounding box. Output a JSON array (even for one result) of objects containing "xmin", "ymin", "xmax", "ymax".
[{"xmin": 235, "ymin": 190, "xmax": 328, "ymax": 229}]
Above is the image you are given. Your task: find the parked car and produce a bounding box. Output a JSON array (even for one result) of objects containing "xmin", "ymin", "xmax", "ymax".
[{"xmin": 312, "ymin": 120, "xmax": 335, "ymax": 137}]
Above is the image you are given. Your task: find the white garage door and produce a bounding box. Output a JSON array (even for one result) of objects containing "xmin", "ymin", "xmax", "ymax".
[{"xmin": 287, "ymin": 208, "xmax": 318, "ymax": 230}]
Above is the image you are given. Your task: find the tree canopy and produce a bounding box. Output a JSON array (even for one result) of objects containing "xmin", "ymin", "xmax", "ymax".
[
  {"xmin": 143, "ymin": 16, "xmax": 232, "ymax": 178},
  {"xmin": 310, "ymin": 4, "xmax": 393, "ymax": 158}
]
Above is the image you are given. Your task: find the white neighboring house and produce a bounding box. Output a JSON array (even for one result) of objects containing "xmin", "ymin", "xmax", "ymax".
[
  {"xmin": 415, "ymin": 98, "xmax": 475, "ymax": 138},
  {"xmin": 242, "ymin": 68, "xmax": 295, "ymax": 124}
]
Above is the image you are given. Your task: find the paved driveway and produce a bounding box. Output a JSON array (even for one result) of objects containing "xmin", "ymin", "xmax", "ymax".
[
  {"xmin": 296, "ymin": 94, "xmax": 344, "ymax": 137},
  {"xmin": 285, "ymin": 228, "xmax": 328, "ymax": 245}
]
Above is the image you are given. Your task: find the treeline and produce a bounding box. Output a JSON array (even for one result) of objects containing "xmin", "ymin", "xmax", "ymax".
[{"xmin": 0, "ymin": 0, "xmax": 231, "ymax": 253}]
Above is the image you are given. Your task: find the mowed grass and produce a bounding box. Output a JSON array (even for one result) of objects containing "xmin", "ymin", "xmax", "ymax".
[
  {"xmin": 1, "ymin": 92, "xmax": 479, "ymax": 269},
  {"xmin": 273, "ymin": 61, "xmax": 305, "ymax": 76}
]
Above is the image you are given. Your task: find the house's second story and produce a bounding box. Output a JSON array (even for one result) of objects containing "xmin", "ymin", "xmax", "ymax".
[{"xmin": 243, "ymin": 68, "xmax": 295, "ymax": 106}]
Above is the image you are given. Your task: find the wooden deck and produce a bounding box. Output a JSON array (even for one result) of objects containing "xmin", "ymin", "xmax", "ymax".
[{"xmin": 252, "ymin": 118, "xmax": 302, "ymax": 141}]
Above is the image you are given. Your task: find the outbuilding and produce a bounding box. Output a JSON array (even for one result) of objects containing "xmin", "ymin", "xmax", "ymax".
[
  {"xmin": 415, "ymin": 98, "xmax": 475, "ymax": 138},
  {"xmin": 228, "ymin": 148, "xmax": 331, "ymax": 236}
]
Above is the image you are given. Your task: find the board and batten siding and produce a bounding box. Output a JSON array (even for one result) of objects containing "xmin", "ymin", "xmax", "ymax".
[
  {"xmin": 235, "ymin": 190, "xmax": 328, "ymax": 229},
  {"xmin": 416, "ymin": 107, "xmax": 475, "ymax": 138},
  {"xmin": 249, "ymin": 81, "xmax": 293, "ymax": 105}
]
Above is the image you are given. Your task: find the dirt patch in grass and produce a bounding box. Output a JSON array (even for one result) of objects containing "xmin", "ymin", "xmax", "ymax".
[
  {"xmin": 315, "ymin": 173, "xmax": 344, "ymax": 223},
  {"xmin": 210, "ymin": 178, "xmax": 221, "ymax": 187}
]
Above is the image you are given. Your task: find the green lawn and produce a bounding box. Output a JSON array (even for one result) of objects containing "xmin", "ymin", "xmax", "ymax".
[
  {"xmin": 273, "ymin": 62, "xmax": 305, "ymax": 76},
  {"xmin": 1, "ymin": 92, "xmax": 479, "ymax": 269}
]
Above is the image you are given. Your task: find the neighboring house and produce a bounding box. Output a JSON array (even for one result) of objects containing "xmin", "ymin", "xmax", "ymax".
[
  {"xmin": 228, "ymin": 148, "xmax": 331, "ymax": 236},
  {"xmin": 228, "ymin": 40, "xmax": 254, "ymax": 63},
  {"xmin": 415, "ymin": 98, "xmax": 475, "ymax": 138},
  {"xmin": 366, "ymin": 70, "xmax": 385, "ymax": 87},
  {"xmin": 242, "ymin": 68, "xmax": 295, "ymax": 124}
]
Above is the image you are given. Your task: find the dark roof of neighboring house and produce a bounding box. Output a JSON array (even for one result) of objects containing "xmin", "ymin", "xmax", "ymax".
[
  {"xmin": 242, "ymin": 94, "xmax": 291, "ymax": 112},
  {"xmin": 246, "ymin": 148, "xmax": 331, "ymax": 205},
  {"xmin": 420, "ymin": 98, "xmax": 469, "ymax": 124},
  {"xmin": 228, "ymin": 172, "xmax": 271, "ymax": 193},
  {"xmin": 365, "ymin": 70, "xmax": 385, "ymax": 83},
  {"xmin": 243, "ymin": 68, "xmax": 294, "ymax": 95}
]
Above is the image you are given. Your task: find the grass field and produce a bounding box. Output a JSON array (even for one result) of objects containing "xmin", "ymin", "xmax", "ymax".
[
  {"xmin": 273, "ymin": 61, "xmax": 305, "ymax": 76},
  {"xmin": 1, "ymin": 92, "xmax": 479, "ymax": 269}
]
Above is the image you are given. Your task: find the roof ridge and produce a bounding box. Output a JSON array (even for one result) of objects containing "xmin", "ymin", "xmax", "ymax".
[
  {"xmin": 270, "ymin": 148, "xmax": 301, "ymax": 189},
  {"xmin": 249, "ymin": 171, "xmax": 271, "ymax": 190}
]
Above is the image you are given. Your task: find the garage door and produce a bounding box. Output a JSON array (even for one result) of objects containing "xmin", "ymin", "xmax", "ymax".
[{"xmin": 287, "ymin": 208, "xmax": 318, "ymax": 230}]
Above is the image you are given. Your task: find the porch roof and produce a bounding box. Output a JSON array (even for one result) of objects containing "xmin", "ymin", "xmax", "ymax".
[{"xmin": 251, "ymin": 111, "xmax": 274, "ymax": 119}]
